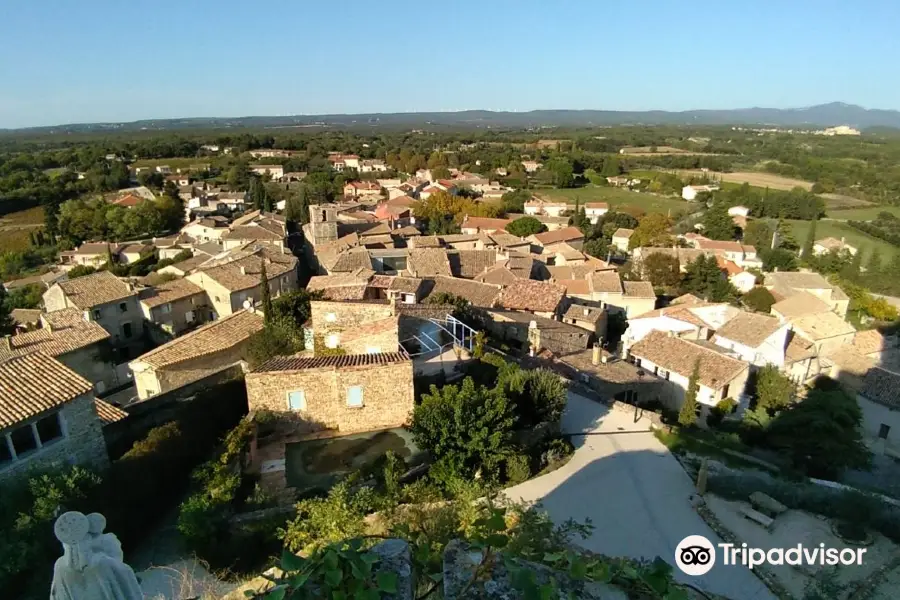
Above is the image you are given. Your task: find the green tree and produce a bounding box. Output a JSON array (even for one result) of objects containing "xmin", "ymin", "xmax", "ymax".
[
  {"xmin": 840, "ymin": 246, "xmax": 864, "ymax": 281},
  {"xmin": 678, "ymin": 360, "xmax": 701, "ymax": 426},
  {"xmin": 742, "ymin": 219, "xmax": 775, "ymax": 252},
  {"xmin": 682, "ymin": 255, "xmax": 724, "ymax": 298},
  {"xmin": 505, "ymin": 217, "xmax": 546, "ymax": 237},
  {"xmin": 259, "ymin": 262, "xmax": 272, "ymax": 323},
  {"xmin": 270, "ymin": 289, "xmax": 318, "ymax": 327},
  {"xmin": 284, "ymin": 185, "xmax": 310, "ymax": 225},
  {"xmin": 496, "ymin": 368, "xmax": 567, "ymax": 429},
  {"xmin": 545, "ymin": 158, "xmax": 574, "ymax": 188},
  {"xmin": 431, "ymin": 166, "xmax": 451, "ymax": 180},
  {"xmin": 410, "ymin": 377, "xmax": 516, "ymax": 481},
  {"xmin": 66, "ymin": 265, "xmax": 97, "ymax": 279},
  {"xmin": 629, "ymin": 213, "xmax": 672, "ymax": 249},
  {"xmin": 755, "ymin": 365, "xmax": 794, "ymax": 413},
  {"xmin": 702, "ymin": 203, "xmax": 738, "ymax": 240},
  {"xmin": 760, "ymin": 248, "xmax": 798, "ymax": 272},
  {"xmin": 801, "ymin": 218, "xmax": 818, "ymax": 258},
  {"xmin": 246, "ymin": 319, "xmax": 303, "ymax": 367},
  {"xmin": 641, "ymin": 252, "xmax": 681, "ymax": 290},
  {"xmin": 742, "ymin": 286, "xmax": 775, "ymax": 312},
  {"xmin": 0, "ymin": 285, "xmax": 15, "ymax": 335},
  {"xmin": 766, "ymin": 388, "xmax": 871, "ymax": 479},
  {"xmin": 600, "ymin": 156, "xmax": 621, "ymax": 177}
]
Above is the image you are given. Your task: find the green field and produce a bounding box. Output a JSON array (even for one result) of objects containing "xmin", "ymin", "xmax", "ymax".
[
  {"xmin": 826, "ymin": 206, "xmax": 900, "ymax": 221},
  {"xmin": 131, "ymin": 157, "xmax": 213, "ymax": 169},
  {"xmin": 786, "ymin": 219, "xmax": 900, "ymax": 258},
  {"xmin": 536, "ymin": 185, "xmax": 688, "ymax": 215},
  {"xmin": 0, "ymin": 206, "xmax": 45, "ymax": 252}
]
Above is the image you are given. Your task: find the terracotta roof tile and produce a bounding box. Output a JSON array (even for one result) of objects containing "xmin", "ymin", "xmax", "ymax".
[
  {"xmin": 791, "ymin": 312, "xmax": 856, "ymax": 341},
  {"xmin": 589, "ymin": 271, "xmax": 623, "ymax": 294},
  {"xmin": 191, "ymin": 247, "xmax": 297, "ymax": 292},
  {"xmin": 612, "ymin": 228, "xmax": 634, "ymax": 239},
  {"xmin": 133, "ymin": 309, "xmax": 264, "ymax": 369},
  {"xmin": 56, "ymin": 271, "xmax": 137, "ymax": 309},
  {"xmin": 0, "ymin": 354, "xmax": 93, "ymax": 428},
  {"xmin": 0, "ymin": 309, "xmax": 110, "ymax": 361},
  {"xmin": 861, "ymin": 368, "xmax": 900, "ymax": 408},
  {"xmin": 424, "ymin": 276, "xmax": 501, "ymax": 307},
  {"xmin": 853, "ymin": 330, "xmax": 893, "ymax": 356},
  {"xmin": 255, "ymin": 351, "xmax": 411, "ymax": 372},
  {"xmin": 531, "ymin": 226, "xmax": 584, "ymax": 246},
  {"xmin": 408, "ymin": 249, "xmax": 453, "ymax": 277},
  {"xmin": 770, "ymin": 291, "xmax": 832, "ymax": 318},
  {"xmin": 630, "ymin": 331, "xmax": 748, "ymax": 390},
  {"xmin": 139, "ymin": 279, "xmax": 205, "ymax": 308},
  {"xmin": 715, "ymin": 312, "xmax": 783, "ymax": 348},
  {"xmin": 449, "ymin": 249, "xmax": 497, "ymax": 279},
  {"xmin": 462, "ymin": 216, "xmax": 512, "ymax": 232},
  {"xmin": 623, "ymin": 281, "xmax": 655, "ymax": 299},
  {"xmin": 331, "ymin": 249, "xmax": 374, "ymax": 272},
  {"xmin": 498, "ymin": 280, "xmax": 566, "ymax": 313},
  {"xmin": 388, "ymin": 277, "xmax": 423, "ymax": 294},
  {"xmin": 94, "ymin": 398, "xmax": 128, "ymax": 425}
]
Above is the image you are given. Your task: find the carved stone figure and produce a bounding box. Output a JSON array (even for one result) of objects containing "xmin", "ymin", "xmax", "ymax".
[{"xmin": 50, "ymin": 511, "xmax": 143, "ymax": 600}]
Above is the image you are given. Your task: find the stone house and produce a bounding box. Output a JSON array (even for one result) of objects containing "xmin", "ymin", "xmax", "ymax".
[
  {"xmin": 58, "ymin": 242, "xmax": 121, "ymax": 269},
  {"xmin": 856, "ymin": 368, "xmax": 900, "ymax": 457},
  {"xmin": 712, "ymin": 311, "xmax": 791, "ymax": 368},
  {"xmin": 496, "ymin": 280, "xmax": 567, "ymax": 319},
  {"xmin": 789, "ymin": 311, "xmax": 856, "ymax": 356},
  {"xmin": 181, "ymin": 217, "xmax": 230, "ymax": 242},
  {"xmin": 245, "ymin": 352, "xmax": 415, "ymax": 435},
  {"xmin": 486, "ymin": 309, "xmax": 591, "ymax": 355},
  {"xmin": 310, "ymin": 300, "xmax": 399, "ymax": 355},
  {"xmin": 186, "ymin": 245, "xmax": 298, "ymax": 318},
  {"xmin": 43, "ymin": 271, "xmax": 142, "ymax": 352},
  {"xmin": 222, "ymin": 212, "xmax": 288, "ymax": 251},
  {"xmin": 562, "ymin": 303, "xmax": 608, "ymax": 340},
  {"xmin": 628, "ymin": 331, "xmax": 751, "ymax": 414},
  {"xmin": 139, "ymin": 278, "xmax": 211, "ymax": 338},
  {"xmin": 623, "ymin": 302, "xmax": 739, "ymax": 351},
  {"xmin": 0, "ymin": 309, "xmax": 118, "ymax": 393},
  {"xmin": 251, "ymin": 164, "xmax": 284, "ymax": 180},
  {"xmin": 560, "ymin": 271, "xmax": 656, "ymax": 318},
  {"xmin": 764, "ymin": 271, "xmax": 850, "ymax": 318},
  {"xmin": 128, "ymin": 309, "xmax": 264, "ymax": 400},
  {"xmin": 584, "ymin": 202, "xmax": 609, "ymax": 224},
  {"xmin": 527, "ymin": 227, "xmax": 585, "ymax": 251},
  {"xmin": 0, "ymin": 354, "xmax": 109, "ymax": 483},
  {"xmin": 459, "ymin": 216, "xmax": 512, "ymax": 235}
]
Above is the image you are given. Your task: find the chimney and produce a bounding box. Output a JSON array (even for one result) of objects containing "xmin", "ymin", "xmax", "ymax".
[
  {"xmin": 583, "ymin": 307, "xmax": 590, "ymax": 317},
  {"xmin": 591, "ymin": 343, "xmax": 601, "ymax": 366},
  {"xmin": 3, "ymin": 336, "xmax": 11, "ymax": 351},
  {"xmin": 83, "ymin": 310, "xmax": 92, "ymax": 322},
  {"xmin": 240, "ymin": 266, "xmax": 246, "ymax": 275}
]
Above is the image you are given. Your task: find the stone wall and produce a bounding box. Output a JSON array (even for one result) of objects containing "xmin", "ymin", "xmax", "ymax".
[
  {"xmin": 59, "ymin": 343, "xmax": 119, "ymax": 394},
  {"xmin": 133, "ymin": 342, "xmax": 253, "ymax": 400},
  {"xmin": 0, "ymin": 393, "xmax": 109, "ymax": 484},
  {"xmin": 245, "ymin": 360, "xmax": 414, "ymax": 434},
  {"xmin": 311, "ymin": 300, "xmax": 396, "ymax": 355},
  {"xmin": 342, "ymin": 326, "xmax": 400, "ymax": 355}
]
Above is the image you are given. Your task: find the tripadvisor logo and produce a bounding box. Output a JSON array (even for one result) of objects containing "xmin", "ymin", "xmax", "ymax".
[{"xmin": 675, "ymin": 535, "xmax": 867, "ymax": 575}]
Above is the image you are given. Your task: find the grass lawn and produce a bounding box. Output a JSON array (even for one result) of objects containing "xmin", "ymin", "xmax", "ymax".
[
  {"xmin": 536, "ymin": 185, "xmax": 688, "ymax": 215},
  {"xmin": 826, "ymin": 206, "xmax": 900, "ymax": 221},
  {"xmin": 131, "ymin": 157, "xmax": 212, "ymax": 169},
  {"xmin": 786, "ymin": 219, "xmax": 900, "ymax": 258},
  {"xmin": 0, "ymin": 206, "xmax": 45, "ymax": 252}
]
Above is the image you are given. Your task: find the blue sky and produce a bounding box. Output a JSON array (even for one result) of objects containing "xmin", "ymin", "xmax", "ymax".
[{"xmin": 0, "ymin": 0, "xmax": 897, "ymax": 128}]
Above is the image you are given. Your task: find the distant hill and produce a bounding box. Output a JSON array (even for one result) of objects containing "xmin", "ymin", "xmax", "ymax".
[{"xmin": 4, "ymin": 102, "xmax": 900, "ymax": 134}]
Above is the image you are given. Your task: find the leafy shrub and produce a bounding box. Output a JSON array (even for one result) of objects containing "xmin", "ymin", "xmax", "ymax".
[
  {"xmin": 177, "ymin": 418, "xmax": 255, "ymax": 565},
  {"xmin": 539, "ymin": 437, "xmax": 574, "ymax": 471},
  {"xmin": 504, "ymin": 454, "xmax": 531, "ymax": 484},
  {"xmin": 706, "ymin": 397, "xmax": 738, "ymax": 427},
  {"xmin": 498, "ymin": 368, "xmax": 568, "ymax": 429},
  {"xmin": 280, "ymin": 480, "xmax": 376, "ymax": 554},
  {"xmin": 0, "ymin": 467, "xmax": 101, "ymax": 595}
]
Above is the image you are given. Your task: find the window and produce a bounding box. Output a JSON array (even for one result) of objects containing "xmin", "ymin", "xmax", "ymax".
[
  {"xmin": 185, "ymin": 310, "xmax": 195, "ymax": 323},
  {"xmin": 119, "ymin": 302, "xmax": 128, "ymax": 313},
  {"xmin": 123, "ymin": 323, "xmax": 133, "ymax": 339},
  {"xmin": 879, "ymin": 424, "xmax": 891, "ymax": 440},
  {"xmin": 326, "ymin": 312, "xmax": 337, "ymax": 322},
  {"xmin": 325, "ymin": 334, "xmax": 339, "ymax": 349},
  {"xmin": 10, "ymin": 426, "xmax": 37, "ymax": 456},
  {"xmin": 347, "ymin": 386, "xmax": 363, "ymax": 408},
  {"xmin": 92, "ymin": 309, "xmax": 102, "ymax": 320},
  {"xmin": 160, "ymin": 303, "xmax": 172, "ymax": 314},
  {"xmin": 287, "ymin": 390, "xmax": 306, "ymax": 411},
  {"xmin": 721, "ymin": 384, "xmax": 730, "ymax": 400},
  {"xmin": 36, "ymin": 414, "xmax": 62, "ymax": 445}
]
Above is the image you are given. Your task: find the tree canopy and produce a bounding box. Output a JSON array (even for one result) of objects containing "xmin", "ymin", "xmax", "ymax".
[{"xmin": 505, "ymin": 216, "xmax": 546, "ymax": 237}]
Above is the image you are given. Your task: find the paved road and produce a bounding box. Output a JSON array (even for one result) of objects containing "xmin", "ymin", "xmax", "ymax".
[{"xmin": 505, "ymin": 392, "xmax": 775, "ymax": 600}]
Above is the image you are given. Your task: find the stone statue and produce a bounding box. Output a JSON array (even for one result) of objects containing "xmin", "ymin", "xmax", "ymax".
[{"xmin": 50, "ymin": 511, "xmax": 143, "ymax": 600}]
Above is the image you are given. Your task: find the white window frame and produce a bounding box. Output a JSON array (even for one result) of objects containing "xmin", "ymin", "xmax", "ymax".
[
  {"xmin": 325, "ymin": 334, "xmax": 339, "ymax": 349},
  {"xmin": 287, "ymin": 390, "xmax": 306, "ymax": 411},
  {"xmin": 347, "ymin": 386, "xmax": 364, "ymax": 408},
  {"xmin": 325, "ymin": 312, "xmax": 337, "ymax": 322}
]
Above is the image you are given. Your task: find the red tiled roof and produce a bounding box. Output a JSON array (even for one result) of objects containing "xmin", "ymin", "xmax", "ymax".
[
  {"xmin": 531, "ymin": 226, "xmax": 584, "ymax": 245},
  {"xmin": 254, "ymin": 351, "xmax": 410, "ymax": 372}
]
